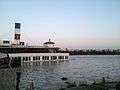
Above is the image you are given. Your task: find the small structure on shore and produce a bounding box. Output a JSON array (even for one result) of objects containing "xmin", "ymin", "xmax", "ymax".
[{"xmin": 0, "ymin": 53, "xmax": 10, "ymax": 67}]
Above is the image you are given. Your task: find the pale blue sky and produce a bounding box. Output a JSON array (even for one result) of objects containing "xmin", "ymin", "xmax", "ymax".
[{"xmin": 0, "ymin": 0, "xmax": 120, "ymax": 49}]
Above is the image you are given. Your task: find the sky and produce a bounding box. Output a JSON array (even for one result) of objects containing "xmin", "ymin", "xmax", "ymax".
[{"xmin": 0, "ymin": 0, "xmax": 120, "ymax": 49}]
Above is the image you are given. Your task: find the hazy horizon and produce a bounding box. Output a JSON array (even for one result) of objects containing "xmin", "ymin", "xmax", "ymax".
[{"xmin": 0, "ymin": 0, "xmax": 120, "ymax": 49}]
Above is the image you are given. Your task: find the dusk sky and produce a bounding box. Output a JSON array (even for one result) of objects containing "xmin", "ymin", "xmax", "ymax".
[{"xmin": 0, "ymin": 0, "xmax": 120, "ymax": 49}]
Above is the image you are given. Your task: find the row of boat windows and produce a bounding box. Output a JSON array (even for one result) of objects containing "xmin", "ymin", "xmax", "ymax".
[{"xmin": 11, "ymin": 56, "xmax": 68, "ymax": 61}]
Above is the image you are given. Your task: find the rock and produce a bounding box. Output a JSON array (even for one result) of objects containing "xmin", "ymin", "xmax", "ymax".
[
  {"xmin": 116, "ymin": 82, "xmax": 120, "ymax": 90},
  {"xmin": 61, "ymin": 77, "xmax": 68, "ymax": 81}
]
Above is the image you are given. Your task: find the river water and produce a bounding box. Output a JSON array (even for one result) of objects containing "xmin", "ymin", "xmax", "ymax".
[{"xmin": 0, "ymin": 55, "xmax": 120, "ymax": 90}]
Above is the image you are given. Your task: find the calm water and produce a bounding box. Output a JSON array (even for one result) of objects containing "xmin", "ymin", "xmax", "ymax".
[{"xmin": 0, "ymin": 55, "xmax": 120, "ymax": 90}]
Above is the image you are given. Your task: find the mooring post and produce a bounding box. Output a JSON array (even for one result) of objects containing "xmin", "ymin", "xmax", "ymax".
[
  {"xmin": 16, "ymin": 72, "xmax": 21, "ymax": 90},
  {"xmin": 30, "ymin": 82, "xmax": 35, "ymax": 90}
]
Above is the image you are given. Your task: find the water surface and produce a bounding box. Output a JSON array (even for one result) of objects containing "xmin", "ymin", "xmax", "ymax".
[{"xmin": 1, "ymin": 55, "xmax": 120, "ymax": 90}]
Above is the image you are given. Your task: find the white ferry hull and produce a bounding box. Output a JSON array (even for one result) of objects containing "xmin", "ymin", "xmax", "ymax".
[{"xmin": 9, "ymin": 53, "xmax": 69, "ymax": 63}]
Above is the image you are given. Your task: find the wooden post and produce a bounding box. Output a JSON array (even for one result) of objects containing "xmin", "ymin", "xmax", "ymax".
[
  {"xmin": 16, "ymin": 72, "xmax": 21, "ymax": 90},
  {"xmin": 30, "ymin": 82, "xmax": 35, "ymax": 90}
]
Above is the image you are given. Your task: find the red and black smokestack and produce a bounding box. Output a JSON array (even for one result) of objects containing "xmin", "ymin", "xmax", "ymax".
[{"xmin": 14, "ymin": 23, "xmax": 21, "ymax": 44}]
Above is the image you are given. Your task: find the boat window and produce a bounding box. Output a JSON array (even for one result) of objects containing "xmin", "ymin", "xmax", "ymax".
[
  {"xmin": 36, "ymin": 56, "xmax": 39, "ymax": 60},
  {"xmin": 38, "ymin": 56, "xmax": 41, "ymax": 60},
  {"xmin": 23, "ymin": 57, "xmax": 25, "ymax": 61},
  {"xmin": 12, "ymin": 57, "xmax": 15, "ymax": 60},
  {"xmin": 42, "ymin": 56, "xmax": 45, "ymax": 60},
  {"xmin": 51, "ymin": 56, "xmax": 57, "ymax": 60},
  {"xmin": 45, "ymin": 56, "xmax": 49, "ymax": 60},
  {"xmin": 51, "ymin": 56, "xmax": 53, "ymax": 60},
  {"xmin": 14, "ymin": 57, "xmax": 17, "ymax": 60},
  {"xmin": 42, "ymin": 56, "xmax": 49, "ymax": 60},
  {"xmin": 33, "ymin": 56, "xmax": 36, "ymax": 60},
  {"xmin": 3, "ymin": 40, "xmax": 10, "ymax": 44},
  {"xmin": 26, "ymin": 57, "xmax": 28, "ymax": 61},
  {"xmin": 22, "ymin": 57, "xmax": 28, "ymax": 61},
  {"xmin": 58, "ymin": 56, "xmax": 64, "ymax": 59},
  {"xmin": 65, "ymin": 56, "xmax": 68, "ymax": 59}
]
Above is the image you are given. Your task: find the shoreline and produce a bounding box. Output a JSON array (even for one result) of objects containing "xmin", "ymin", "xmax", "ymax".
[{"xmin": 59, "ymin": 77, "xmax": 118, "ymax": 90}]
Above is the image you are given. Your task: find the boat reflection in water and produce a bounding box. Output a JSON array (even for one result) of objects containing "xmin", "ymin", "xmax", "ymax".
[
  {"xmin": 20, "ymin": 60, "xmax": 70, "ymax": 90},
  {"xmin": 21, "ymin": 60, "xmax": 69, "ymax": 67}
]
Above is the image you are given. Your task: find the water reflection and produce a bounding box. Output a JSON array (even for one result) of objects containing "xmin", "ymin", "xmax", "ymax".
[{"xmin": 20, "ymin": 61, "xmax": 70, "ymax": 90}]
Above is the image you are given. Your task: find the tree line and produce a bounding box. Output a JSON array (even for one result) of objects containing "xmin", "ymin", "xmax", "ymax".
[{"xmin": 60, "ymin": 49, "xmax": 120, "ymax": 55}]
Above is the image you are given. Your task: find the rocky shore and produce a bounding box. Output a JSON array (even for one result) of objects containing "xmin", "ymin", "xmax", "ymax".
[{"xmin": 59, "ymin": 77, "xmax": 119, "ymax": 90}]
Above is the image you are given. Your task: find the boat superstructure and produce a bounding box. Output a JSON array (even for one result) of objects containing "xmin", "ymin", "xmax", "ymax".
[{"xmin": 0, "ymin": 23, "xmax": 69, "ymax": 64}]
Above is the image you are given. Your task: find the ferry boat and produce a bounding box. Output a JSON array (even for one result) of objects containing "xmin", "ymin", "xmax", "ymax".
[{"xmin": 0, "ymin": 23, "xmax": 69, "ymax": 65}]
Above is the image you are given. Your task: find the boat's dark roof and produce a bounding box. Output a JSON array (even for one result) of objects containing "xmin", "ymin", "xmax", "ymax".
[
  {"xmin": 44, "ymin": 41, "xmax": 55, "ymax": 44},
  {"xmin": 0, "ymin": 46, "xmax": 60, "ymax": 53},
  {"xmin": 44, "ymin": 39, "xmax": 55, "ymax": 44}
]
